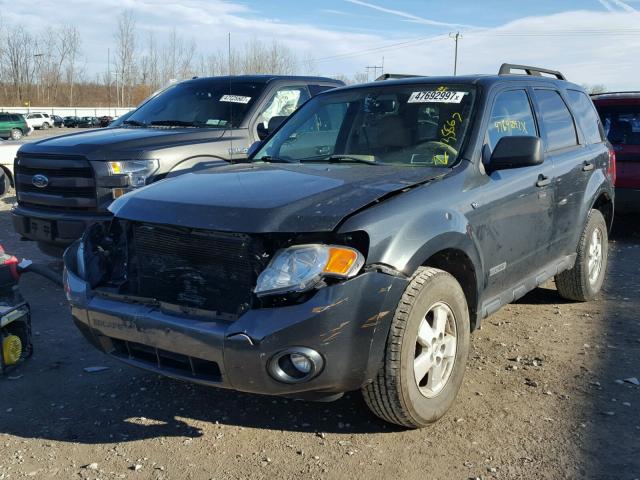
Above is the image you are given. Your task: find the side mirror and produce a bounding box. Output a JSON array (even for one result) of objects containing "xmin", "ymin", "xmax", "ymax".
[
  {"xmin": 247, "ymin": 141, "xmax": 261, "ymax": 158},
  {"xmin": 488, "ymin": 136, "xmax": 543, "ymax": 171}
]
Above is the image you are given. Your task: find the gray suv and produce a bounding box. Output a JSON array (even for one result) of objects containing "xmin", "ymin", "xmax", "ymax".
[{"xmin": 12, "ymin": 75, "xmax": 343, "ymax": 254}]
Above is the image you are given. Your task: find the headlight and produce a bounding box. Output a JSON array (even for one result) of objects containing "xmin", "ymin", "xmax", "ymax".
[
  {"xmin": 254, "ymin": 244, "xmax": 365, "ymax": 297},
  {"xmin": 108, "ymin": 160, "xmax": 159, "ymax": 188}
]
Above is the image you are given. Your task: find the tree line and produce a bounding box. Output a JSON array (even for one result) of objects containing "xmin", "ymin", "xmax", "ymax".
[{"xmin": 0, "ymin": 11, "xmax": 369, "ymax": 109}]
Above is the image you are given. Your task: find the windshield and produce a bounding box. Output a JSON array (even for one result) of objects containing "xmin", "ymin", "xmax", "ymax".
[
  {"xmin": 127, "ymin": 79, "xmax": 266, "ymax": 129},
  {"xmin": 253, "ymin": 84, "xmax": 476, "ymax": 166}
]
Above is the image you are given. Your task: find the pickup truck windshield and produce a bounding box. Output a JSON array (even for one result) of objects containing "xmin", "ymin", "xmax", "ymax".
[
  {"xmin": 127, "ymin": 79, "xmax": 266, "ymax": 129},
  {"xmin": 254, "ymin": 84, "xmax": 476, "ymax": 167}
]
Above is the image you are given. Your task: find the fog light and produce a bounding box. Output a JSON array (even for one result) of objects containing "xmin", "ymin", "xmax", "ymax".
[
  {"xmin": 290, "ymin": 353, "xmax": 312, "ymax": 374},
  {"xmin": 268, "ymin": 347, "xmax": 324, "ymax": 384}
]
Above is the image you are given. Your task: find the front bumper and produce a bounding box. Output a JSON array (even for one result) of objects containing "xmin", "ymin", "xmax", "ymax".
[
  {"xmin": 615, "ymin": 187, "xmax": 640, "ymax": 213},
  {"xmin": 12, "ymin": 204, "xmax": 112, "ymax": 247},
  {"xmin": 63, "ymin": 243, "xmax": 407, "ymax": 399}
]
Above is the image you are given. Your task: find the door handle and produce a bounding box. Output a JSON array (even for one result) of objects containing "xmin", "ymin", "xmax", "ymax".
[
  {"xmin": 582, "ymin": 161, "xmax": 594, "ymax": 172},
  {"xmin": 536, "ymin": 174, "xmax": 551, "ymax": 187}
]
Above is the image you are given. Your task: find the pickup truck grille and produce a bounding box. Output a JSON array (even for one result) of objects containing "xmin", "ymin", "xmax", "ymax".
[
  {"xmin": 129, "ymin": 223, "xmax": 264, "ymax": 318},
  {"xmin": 15, "ymin": 153, "xmax": 96, "ymax": 210}
]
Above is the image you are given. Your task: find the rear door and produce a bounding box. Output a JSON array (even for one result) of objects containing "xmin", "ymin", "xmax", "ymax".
[
  {"xmin": 531, "ymin": 88, "xmax": 602, "ymax": 256},
  {"xmin": 0, "ymin": 114, "xmax": 10, "ymax": 137}
]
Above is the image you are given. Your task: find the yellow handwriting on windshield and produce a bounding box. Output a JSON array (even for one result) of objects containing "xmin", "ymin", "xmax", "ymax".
[{"xmin": 441, "ymin": 112, "xmax": 463, "ymax": 144}]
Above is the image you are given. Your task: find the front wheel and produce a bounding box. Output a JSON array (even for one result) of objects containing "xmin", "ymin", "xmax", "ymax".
[
  {"xmin": 555, "ymin": 209, "xmax": 608, "ymax": 301},
  {"xmin": 9, "ymin": 128, "xmax": 22, "ymax": 140},
  {"xmin": 362, "ymin": 267, "xmax": 470, "ymax": 428},
  {"xmin": 41, "ymin": 122, "xmax": 50, "ymax": 129}
]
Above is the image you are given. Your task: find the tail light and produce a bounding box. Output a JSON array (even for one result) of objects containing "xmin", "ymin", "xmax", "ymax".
[{"xmin": 608, "ymin": 149, "xmax": 617, "ymax": 186}]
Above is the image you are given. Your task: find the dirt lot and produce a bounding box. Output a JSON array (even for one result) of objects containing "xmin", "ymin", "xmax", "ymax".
[{"xmin": 0, "ymin": 193, "xmax": 638, "ymax": 480}]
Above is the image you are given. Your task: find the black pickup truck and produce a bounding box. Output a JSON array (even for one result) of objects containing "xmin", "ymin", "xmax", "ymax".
[
  {"xmin": 12, "ymin": 75, "xmax": 343, "ymax": 255},
  {"xmin": 64, "ymin": 64, "xmax": 614, "ymax": 428}
]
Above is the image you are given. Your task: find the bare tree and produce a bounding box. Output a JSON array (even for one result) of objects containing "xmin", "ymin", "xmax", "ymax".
[
  {"xmin": 3, "ymin": 27, "xmax": 35, "ymax": 103},
  {"xmin": 64, "ymin": 26, "xmax": 81, "ymax": 106},
  {"xmin": 114, "ymin": 10, "xmax": 137, "ymax": 106}
]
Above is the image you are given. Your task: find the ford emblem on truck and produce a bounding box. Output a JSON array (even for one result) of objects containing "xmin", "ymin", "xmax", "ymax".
[{"xmin": 32, "ymin": 174, "xmax": 49, "ymax": 188}]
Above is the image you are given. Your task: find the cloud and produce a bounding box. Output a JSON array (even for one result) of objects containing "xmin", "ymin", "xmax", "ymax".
[
  {"xmin": 344, "ymin": 0, "xmax": 477, "ymax": 29},
  {"xmin": 3, "ymin": 1, "xmax": 640, "ymax": 90}
]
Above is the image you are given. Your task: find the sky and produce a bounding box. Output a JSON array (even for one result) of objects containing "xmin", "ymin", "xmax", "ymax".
[{"xmin": 4, "ymin": 0, "xmax": 640, "ymax": 89}]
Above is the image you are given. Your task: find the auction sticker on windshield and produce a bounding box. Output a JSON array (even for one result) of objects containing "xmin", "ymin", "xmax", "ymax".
[
  {"xmin": 220, "ymin": 95, "xmax": 252, "ymax": 104},
  {"xmin": 408, "ymin": 91, "xmax": 467, "ymax": 104}
]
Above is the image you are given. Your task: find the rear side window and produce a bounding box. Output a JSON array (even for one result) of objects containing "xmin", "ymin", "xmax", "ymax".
[
  {"xmin": 0, "ymin": 114, "xmax": 10, "ymax": 122},
  {"xmin": 11, "ymin": 115, "xmax": 21, "ymax": 122},
  {"xmin": 486, "ymin": 89, "xmax": 537, "ymax": 151},
  {"xmin": 566, "ymin": 90, "xmax": 603, "ymax": 144},
  {"xmin": 597, "ymin": 104, "xmax": 640, "ymax": 146},
  {"xmin": 534, "ymin": 89, "xmax": 578, "ymax": 151}
]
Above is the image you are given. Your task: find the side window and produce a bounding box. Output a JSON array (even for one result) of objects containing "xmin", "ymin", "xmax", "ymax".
[
  {"xmin": 566, "ymin": 90, "xmax": 603, "ymax": 144},
  {"xmin": 533, "ymin": 89, "xmax": 578, "ymax": 151},
  {"xmin": 260, "ymin": 86, "xmax": 311, "ymax": 128},
  {"xmin": 486, "ymin": 90, "xmax": 537, "ymax": 151},
  {"xmin": 0, "ymin": 114, "xmax": 10, "ymax": 122}
]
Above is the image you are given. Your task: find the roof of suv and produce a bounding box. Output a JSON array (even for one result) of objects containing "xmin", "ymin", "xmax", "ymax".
[
  {"xmin": 591, "ymin": 91, "xmax": 640, "ymax": 100},
  {"xmin": 182, "ymin": 75, "xmax": 344, "ymax": 85}
]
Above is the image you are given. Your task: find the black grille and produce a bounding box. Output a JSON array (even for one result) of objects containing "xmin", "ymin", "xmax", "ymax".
[
  {"xmin": 130, "ymin": 223, "xmax": 263, "ymax": 317},
  {"xmin": 15, "ymin": 153, "xmax": 96, "ymax": 210}
]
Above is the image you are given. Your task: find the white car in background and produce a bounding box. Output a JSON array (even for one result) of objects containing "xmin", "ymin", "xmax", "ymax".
[
  {"xmin": 0, "ymin": 140, "xmax": 22, "ymax": 197},
  {"xmin": 25, "ymin": 112, "xmax": 52, "ymax": 130}
]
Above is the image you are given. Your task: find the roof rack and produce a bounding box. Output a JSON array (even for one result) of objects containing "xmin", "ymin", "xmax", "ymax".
[
  {"xmin": 375, "ymin": 73, "xmax": 424, "ymax": 81},
  {"xmin": 498, "ymin": 63, "xmax": 566, "ymax": 81}
]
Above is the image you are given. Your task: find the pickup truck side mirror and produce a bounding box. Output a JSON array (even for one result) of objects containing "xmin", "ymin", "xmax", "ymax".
[
  {"xmin": 488, "ymin": 136, "xmax": 543, "ymax": 171},
  {"xmin": 247, "ymin": 141, "xmax": 261, "ymax": 158}
]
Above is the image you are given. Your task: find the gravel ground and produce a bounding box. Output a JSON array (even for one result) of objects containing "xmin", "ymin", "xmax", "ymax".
[{"xmin": 0, "ymin": 193, "xmax": 638, "ymax": 480}]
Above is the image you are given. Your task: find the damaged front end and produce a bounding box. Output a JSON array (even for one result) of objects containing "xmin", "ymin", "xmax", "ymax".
[{"xmin": 64, "ymin": 220, "xmax": 408, "ymax": 399}]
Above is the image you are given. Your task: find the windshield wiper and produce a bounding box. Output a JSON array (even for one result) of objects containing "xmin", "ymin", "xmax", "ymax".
[
  {"xmin": 301, "ymin": 155, "xmax": 378, "ymax": 165},
  {"xmin": 149, "ymin": 120, "xmax": 203, "ymax": 127},
  {"xmin": 123, "ymin": 119, "xmax": 147, "ymax": 127},
  {"xmin": 254, "ymin": 155, "xmax": 294, "ymax": 163}
]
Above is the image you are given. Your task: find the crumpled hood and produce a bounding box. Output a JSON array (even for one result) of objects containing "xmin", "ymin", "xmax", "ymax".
[
  {"xmin": 17, "ymin": 127, "xmax": 227, "ymax": 160},
  {"xmin": 109, "ymin": 162, "xmax": 447, "ymax": 232}
]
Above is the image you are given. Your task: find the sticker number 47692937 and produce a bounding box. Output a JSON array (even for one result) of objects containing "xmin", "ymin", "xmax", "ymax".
[{"xmin": 408, "ymin": 90, "xmax": 467, "ymax": 104}]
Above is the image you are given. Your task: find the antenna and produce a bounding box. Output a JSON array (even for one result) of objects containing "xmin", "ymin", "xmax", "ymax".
[{"xmin": 228, "ymin": 32, "xmax": 234, "ymax": 161}]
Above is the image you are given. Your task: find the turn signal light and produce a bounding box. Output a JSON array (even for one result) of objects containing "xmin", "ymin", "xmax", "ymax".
[{"xmin": 324, "ymin": 247, "xmax": 360, "ymax": 276}]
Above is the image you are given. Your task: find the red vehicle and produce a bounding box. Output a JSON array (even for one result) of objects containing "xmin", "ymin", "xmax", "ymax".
[{"xmin": 592, "ymin": 92, "xmax": 640, "ymax": 213}]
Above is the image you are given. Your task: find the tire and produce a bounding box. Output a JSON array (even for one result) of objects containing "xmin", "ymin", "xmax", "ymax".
[
  {"xmin": 42, "ymin": 122, "xmax": 49, "ymax": 129},
  {"xmin": 362, "ymin": 267, "xmax": 470, "ymax": 428},
  {"xmin": 0, "ymin": 170, "xmax": 12, "ymax": 197},
  {"xmin": 9, "ymin": 128, "xmax": 23, "ymax": 140},
  {"xmin": 37, "ymin": 242, "xmax": 66, "ymax": 258},
  {"xmin": 555, "ymin": 209, "xmax": 608, "ymax": 301}
]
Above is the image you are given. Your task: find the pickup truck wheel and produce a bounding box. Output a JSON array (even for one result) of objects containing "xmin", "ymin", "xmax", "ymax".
[
  {"xmin": 555, "ymin": 209, "xmax": 608, "ymax": 301},
  {"xmin": 9, "ymin": 128, "xmax": 23, "ymax": 140},
  {"xmin": 362, "ymin": 267, "xmax": 470, "ymax": 428}
]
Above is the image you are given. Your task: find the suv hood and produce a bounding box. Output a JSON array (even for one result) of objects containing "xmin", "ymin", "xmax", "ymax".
[
  {"xmin": 109, "ymin": 162, "xmax": 448, "ymax": 233},
  {"xmin": 17, "ymin": 127, "xmax": 228, "ymax": 159}
]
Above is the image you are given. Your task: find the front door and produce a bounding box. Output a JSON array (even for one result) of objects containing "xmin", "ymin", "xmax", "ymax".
[{"xmin": 468, "ymin": 88, "xmax": 555, "ymax": 299}]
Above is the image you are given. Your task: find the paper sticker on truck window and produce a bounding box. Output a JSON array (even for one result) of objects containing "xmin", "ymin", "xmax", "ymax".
[
  {"xmin": 220, "ymin": 95, "xmax": 252, "ymax": 104},
  {"xmin": 408, "ymin": 91, "xmax": 466, "ymax": 104}
]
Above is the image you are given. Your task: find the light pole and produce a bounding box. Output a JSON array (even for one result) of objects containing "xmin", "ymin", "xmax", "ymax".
[{"xmin": 33, "ymin": 53, "xmax": 44, "ymax": 103}]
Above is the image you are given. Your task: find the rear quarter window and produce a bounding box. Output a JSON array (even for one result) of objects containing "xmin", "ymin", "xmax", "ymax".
[{"xmin": 566, "ymin": 90, "xmax": 604, "ymax": 144}]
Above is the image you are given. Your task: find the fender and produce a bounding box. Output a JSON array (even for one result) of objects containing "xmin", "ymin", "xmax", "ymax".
[{"xmin": 577, "ymin": 168, "xmax": 614, "ymax": 237}]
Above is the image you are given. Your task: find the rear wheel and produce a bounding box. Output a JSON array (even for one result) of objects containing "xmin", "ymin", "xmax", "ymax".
[
  {"xmin": 555, "ymin": 209, "xmax": 608, "ymax": 301},
  {"xmin": 362, "ymin": 267, "xmax": 470, "ymax": 428},
  {"xmin": 9, "ymin": 128, "xmax": 22, "ymax": 140},
  {"xmin": 41, "ymin": 122, "xmax": 50, "ymax": 129}
]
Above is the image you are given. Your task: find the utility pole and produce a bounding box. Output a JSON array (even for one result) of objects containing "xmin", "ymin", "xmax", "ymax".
[
  {"xmin": 449, "ymin": 32, "xmax": 462, "ymax": 76},
  {"xmin": 365, "ymin": 60, "xmax": 384, "ymax": 82}
]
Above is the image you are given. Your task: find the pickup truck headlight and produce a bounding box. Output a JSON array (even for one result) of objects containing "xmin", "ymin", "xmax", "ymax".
[
  {"xmin": 254, "ymin": 244, "xmax": 365, "ymax": 297},
  {"xmin": 108, "ymin": 160, "xmax": 159, "ymax": 188}
]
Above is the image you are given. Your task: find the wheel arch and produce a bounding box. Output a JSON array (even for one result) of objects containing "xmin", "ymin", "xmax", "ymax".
[
  {"xmin": 591, "ymin": 190, "xmax": 614, "ymax": 232},
  {"xmin": 0, "ymin": 165, "xmax": 14, "ymax": 187}
]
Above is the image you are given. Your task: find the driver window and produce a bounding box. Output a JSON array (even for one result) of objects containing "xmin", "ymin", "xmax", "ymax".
[
  {"xmin": 260, "ymin": 86, "xmax": 310, "ymax": 129},
  {"xmin": 486, "ymin": 90, "xmax": 537, "ymax": 151}
]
